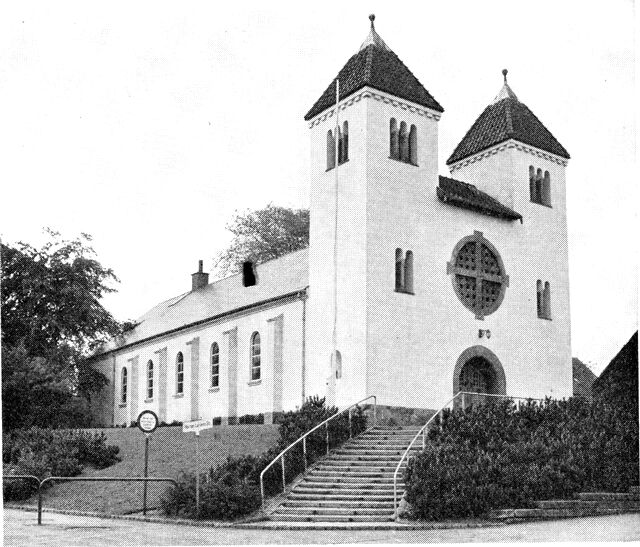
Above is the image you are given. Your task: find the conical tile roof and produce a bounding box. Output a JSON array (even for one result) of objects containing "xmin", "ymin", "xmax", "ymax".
[
  {"xmin": 447, "ymin": 70, "xmax": 569, "ymax": 165},
  {"xmin": 304, "ymin": 15, "xmax": 443, "ymax": 121}
]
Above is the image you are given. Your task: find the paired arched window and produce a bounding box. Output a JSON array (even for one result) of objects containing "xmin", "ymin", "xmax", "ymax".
[
  {"xmin": 326, "ymin": 121, "xmax": 349, "ymax": 170},
  {"xmin": 537, "ymin": 280, "xmax": 552, "ymax": 319},
  {"xmin": 211, "ymin": 342, "xmax": 220, "ymax": 388},
  {"xmin": 390, "ymin": 118, "xmax": 417, "ymax": 165},
  {"xmin": 395, "ymin": 248, "xmax": 414, "ymax": 293},
  {"xmin": 176, "ymin": 352, "xmax": 184, "ymax": 394},
  {"xmin": 147, "ymin": 360, "xmax": 154, "ymax": 399},
  {"xmin": 529, "ymin": 166, "xmax": 551, "ymax": 206},
  {"xmin": 250, "ymin": 332, "xmax": 261, "ymax": 381},
  {"xmin": 121, "ymin": 367, "xmax": 127, "ymax": 404}
]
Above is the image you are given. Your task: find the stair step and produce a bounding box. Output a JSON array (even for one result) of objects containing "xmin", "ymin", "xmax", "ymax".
[
  {"xmin": 304, "ymin": 476, "xmax": 404, "ymax": 485},
  {"xmin": 282, "ymin": 500, "xmax": 396, "ymax": 508},
  {"xmin": 289, "ymin": 492, "xmax": 402, "ymax": 501},
  {"xmin": 274, "ymin": 507, "xmax": 393, "ymax": 516},
  {"xmin": 576, "ymin": 492, "xmax": 640, "ymax": 501},
  {"xmin": 300, "ymin": 480, "xmax": 403, "ymax": 489},
  {"xmin": 268, "ymin": 514, "xmax": 395, "ymax": 522},
  {"xmin": 317, "ymin": 461, "xmax": 406, "ymax": 468},
  {"xmin": 292, "ymin": 487, "xmax": 402, "ymax": 497},
  {"xmin": 492, "ymin": 506, "xmax": 640, "ymax": 520},
  {"xmin": 307, "ymin": 469, "xmax": 402, "ymax": 477},
  {"xmin": 536, "ymin": 499, "xmax": 640, "ymax": 510}
]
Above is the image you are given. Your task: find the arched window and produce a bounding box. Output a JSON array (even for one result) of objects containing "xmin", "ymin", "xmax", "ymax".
[
  {"xmin": 535, "ymin": 168, "xmax": 543, "ymax": 204},
  {"xmin": 340, "ymin": 121, "xmax": 349, "ymax": 163},
  {"xmin": 409, "ymin": 125, "xmax": 417, "ymax": 165},
  {"xmin": 333, "ymin": 350, "xmax": 342, "ymax": 380},
  {"xmin": 250, "ymin": 332, "xmax": 261, "ymax": 381},
  {"xmin": 326, "ymin": 130, "xmax": 335, "ymax": 170},
  {"xmin": 211, "ymin": 342, "xmax": 220, "ymax": 388},
  {"xmin": 176, "ymin": 352, "xmax": 184, "ymax": 394},
  {"xmin": 404, "ymin": 251, "xmax": 414, "ymax": 293},
  {"xmin": 399, "ymin": 122, "xmax": 408, "ymax": 162},
  {"xmin": 529, "ymin": 166, "xmax": 536, "ymax": 201},
  {"xmin": 543, "ymin": 282, "xmax": 551, "ymax": 319},
  {"xmin": 336, "ymin": 126, "xmax": 342, "ymax": 165},
  {"xmin": 147, "ymin": 360, "xmax": 154, "ymax": 400},
  {"xmin": 390, "ymin": 118, "xmax": 399, "ymax": 159},
  {"xmin": 543, "ymin": 171, "xmax": 551, "ymax": 206},
  {"xmin": 395, "ymin": 248, "xmax": 404, "ymax": 291},
  {"xmin": 537, "ymin": 280, "xmax": 543, "ymax": 317},
  {"xmin": 121, "ymin": 367, "xmax": 127, "ymax": 404}
]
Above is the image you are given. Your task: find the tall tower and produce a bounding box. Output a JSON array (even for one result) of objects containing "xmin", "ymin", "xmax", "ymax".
[{"xmin": 304, "ymin": 16, "xmax": 444, "ymax": 406}]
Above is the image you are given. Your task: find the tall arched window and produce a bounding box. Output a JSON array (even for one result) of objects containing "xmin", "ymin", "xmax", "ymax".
[
  {"xmin": 340, "ymin": 121, "xmax": 349, "ymax": 163},
  {"xmin": 543, "ymin": 171, "xmax": 551, "ymax": 206},
  {"xmin": 250, "ymin": 332, "xmax": 261, "ymax": 381},
  {"xmin": 409, "ymin": 125, "xmax": 417, "ymax": 165},
  {"xmin": 326, "ymin": 130, "xmax": 335, "ymax": 170},
  {"xmin": 404, "ymin": 251, "xmax": 414, "ymax": 293},
  {"xmin": 390, "ymin": 118, "xmax": 399, "ymax": 159},
  {"xmin": 543, "ymin": 282, "xmax": 551, "ymax": 319},
  {"xmin": 147, "ymin": 360, "xmax": 154, "ymax": 399},
  {"xmin": 210, "ymin": 342, "xmax": 220, "ymax": 388},
  {"xmin": 121, "ymin": 367, "xmax": 127, "ymax": 404},
  {"xmin": 529, "ymin": 166, "xmax": 536, "ymax": 201},
  {"xmin": 395, "ymin": 248, "xmax": 404, "ymax": 291},
  {"xmin": 399, "ymin": 122, "xmax": 408, "ymax": 162},
  {"xmin": 535, "ymin": 168, "xmax": 543, "ymax": 204},
  {"xmin": 176, "ymin": 352, "xmax": 184, "ymax": 394}
]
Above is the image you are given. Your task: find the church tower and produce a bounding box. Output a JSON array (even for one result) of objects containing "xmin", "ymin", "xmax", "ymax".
[{"xmin": 304, "ymin": 16, "xmax": 444, "ymax": 407}]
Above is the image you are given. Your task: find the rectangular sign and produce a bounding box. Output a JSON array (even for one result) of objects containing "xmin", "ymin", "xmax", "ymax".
[{"xmin": 183, "ymin": 419, "xmax": 213, "ymax": 434}]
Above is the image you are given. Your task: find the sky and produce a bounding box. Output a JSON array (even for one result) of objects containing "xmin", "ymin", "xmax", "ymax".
[{"xmin": 0, "ymin": 1, "xmax": 637, "ymax": 374}]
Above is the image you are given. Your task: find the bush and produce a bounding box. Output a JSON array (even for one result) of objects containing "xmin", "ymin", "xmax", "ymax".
[
  {"xmin": 161, "ymin": 396, "xmax": 369, "ymax": 519},
  {"xmin": 2, "ymin": 428, "xmax": 121, "ymax": 502},
  {"xmin": 404, "ymin": 397, "xmax": 639, "ymax": 520}
]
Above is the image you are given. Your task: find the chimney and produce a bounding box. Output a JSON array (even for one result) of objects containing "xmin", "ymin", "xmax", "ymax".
[
  {"xmin": 242, "ymin": 260, "xmax": 257, "ymax": 287},
  {"xmin": 191, "ymin": 260, "xmax": 209, "ymax": 291}
]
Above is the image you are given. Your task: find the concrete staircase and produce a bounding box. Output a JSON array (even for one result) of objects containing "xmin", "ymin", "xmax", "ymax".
[
  {"xmin": 492, "ymin": 488, "xmax": 640, "ymax": 521},
  {"xmin": 268, "ymin": 426, "xmax": 422, "ymax": 522}
]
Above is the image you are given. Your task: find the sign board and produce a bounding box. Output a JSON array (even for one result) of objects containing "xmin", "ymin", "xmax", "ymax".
[
  {"xmin": 183, "ymin": 419, "xmax": 213, "ymax": 434},
  {"xmin": 137, "ymin": 410, "xmax": 159, "ymax": 434}
]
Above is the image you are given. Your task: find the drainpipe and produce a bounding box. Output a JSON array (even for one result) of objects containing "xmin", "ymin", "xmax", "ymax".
[
  {"xmin": 111, "ymin": 354, "xmax": 117, "ymax": 426},
  {"xmin": 300, "ymin": 287, "xmax": 309, "ymax": 405}
]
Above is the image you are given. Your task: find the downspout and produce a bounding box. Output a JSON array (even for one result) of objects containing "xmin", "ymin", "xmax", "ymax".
[
  {"xmin": 111, "ymin": 354, "xmax": 116, "ymax": 426},
  {"xmin": 300, "ymin": 287, "xmax": 309, "ymax": 405}
]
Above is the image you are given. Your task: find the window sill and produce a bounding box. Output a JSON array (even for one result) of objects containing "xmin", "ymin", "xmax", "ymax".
[
  {"xmin": 209, "ymin": 387, "xmax": 220, "ymax": 393},
  {"xmin": 388, "ymin": 156, "xmax": 418, "ymax": 167},
  {"xmin": 144, "ymin": 398, "xmax": 153, "ymax": 403},
  {"xmin": 247, "ymin": 379, "xmax": 262, "ymax": 386},
  {"xmin": 173, "ymin": 393, "xmax": 184, "ymax": 399},
  {"xmin": 118, "ymin": 403, "xmax": 127, "ymax": 408},
  {"xmin": 538, "ymin": 316, "xmax": 553, "ymax": 321},
  {"xmin": 395, "ymin": 288, "xmax": 414, "ymax": 295},
  {"xmin": 530, "ymin": 200, "xmax": 552, "ymax": 208},
  {"xmin": 325, "ymin": 159, "xmax": 349, "ymax": 172}
]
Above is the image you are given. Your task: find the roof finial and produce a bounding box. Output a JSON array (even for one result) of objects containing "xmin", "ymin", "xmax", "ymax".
[
  {"xmin": 502, "ymin": 68, "xmax": 508, "ymax": 83},
  {"xmin": 359, "ymin": 14, "xmax": 390, "ymax": 52},
  {"xmin": 369, "ymin": 14, "xmax": 375, "ymax": 29}
]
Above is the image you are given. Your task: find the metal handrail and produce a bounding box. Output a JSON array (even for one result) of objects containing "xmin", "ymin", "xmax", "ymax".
[
  {"xmin": 259, "ymin": 395, "xmax": 377, "ymax": 509},
  {"xmin": 392, "ymin": 391, "xmax": 545, "ymax": 518}
]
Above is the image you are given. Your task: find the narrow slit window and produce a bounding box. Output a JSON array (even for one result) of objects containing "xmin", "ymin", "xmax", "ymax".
[
  {"xmin": 543, "ymin": 282, "xmax": 551, "ymax": 319},
  {"xmin": 176, "ymin": 352, "xmax": 184, "ymax": 394},
  {"xmin": 250, "ymin": 332, "xmax": 261, "ymax": 381},
  {"xmin": 399, "ymin": 122, "xmax": 408, "ymax": 162},
  {"xmin": 340, "ymin": 121, "xmax": 349, "ymax": 164},
  {"xmin": 395, "ymin": 248, "xmax": 404, "ymax": 291},
  {"xmin": 121, "ymin": 367, "xmax": 127, "ymax": 404},
  {"xmin": 404, "ymin": 251, "xmax": 414, "ymax": 293},
  {"xmin": 543, "ymin": 171, "xmax": 551, "ymax": 206},
  {"xmin": 537, "ymin": 280, "xmax": 543, "ymax": 318},
  {"xmin": 326, "ymin": 130, "xmax": 335, "ymax": 170},
  {"xmin": 529, "ymin": 166, "xmax": 536, "ymax": 201},
  {"xmin": 409, "ymin": 125, "xmax": 417, "ymax": 165},
  {"xmin": 390, "ymin": 118, "xmax": 399, "ymax": 159}
]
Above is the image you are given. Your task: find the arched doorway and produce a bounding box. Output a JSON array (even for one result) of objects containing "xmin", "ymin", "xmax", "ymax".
[{"xmin": 453, "ymin": 346, "xmax": 506, "ymax": 408}]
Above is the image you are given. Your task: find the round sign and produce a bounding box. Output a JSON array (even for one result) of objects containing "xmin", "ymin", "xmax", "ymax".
[{"xmin": 137, "ymin": 410, "xmax": 159, "ymax": 434}]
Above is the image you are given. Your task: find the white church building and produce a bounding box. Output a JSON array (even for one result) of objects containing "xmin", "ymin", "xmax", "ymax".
[{"xmin": 90, "ymin": 16, "xmax": 573, "ymax": 426}]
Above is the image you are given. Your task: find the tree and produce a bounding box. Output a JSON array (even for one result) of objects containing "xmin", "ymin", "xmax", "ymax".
[
  {"xmin": 1, "ymin": 229, "xmax": 124, "ymax": 429},
  {"xmin": 215, "ymin": 204, "xmax": 309, "ymax": 277}
]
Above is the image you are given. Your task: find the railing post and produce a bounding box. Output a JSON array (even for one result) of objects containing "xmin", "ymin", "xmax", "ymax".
[
  {"xmin": 281, "ymin": 455, "xmax": 286, "ymax": 493},
  {"xmin": 261, "ymin": 478, "xmax": 265, "ymax": 510},
  {"xmin": 373, "ymin": 398, "xmax": 377, "ymax": 427},
  {"xmin": 326, "ymin": 423, "xmax": 330, "ymax": 455},
  {"xmin": 348, "ymin": 408, "xmax": 352, "ymax": 438},
  {"xmin": 303, "ymin": 437, "xmax": 307, "ymax": 471},
  {"xmin": 37, "ymin": 480, "xmax": 43, "ymax": 525},
  {"xmin": 462, "ymin": 392, "xmax": 467, "ymax": 410}
]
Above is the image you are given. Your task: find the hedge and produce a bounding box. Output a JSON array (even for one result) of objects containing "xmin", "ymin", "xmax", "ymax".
[
  {"xmin": 2, "ymin": 428, "xmax": 121, "ymax": 501},
  {"xmin": 160, "ymin": 396, "xmax": 368, "ymax": 519},
  {"xmin": 404, "ymin": 396, "xmax": 639, "ymax": 520}
]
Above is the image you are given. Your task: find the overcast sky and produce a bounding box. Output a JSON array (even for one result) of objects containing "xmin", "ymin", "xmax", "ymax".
[{"xmin": 1, "ymin": 1, "xmax": 636, "ymax": 374}]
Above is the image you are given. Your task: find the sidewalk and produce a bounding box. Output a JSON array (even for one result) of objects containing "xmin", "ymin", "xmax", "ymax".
[{"xmin": 3, "ymin": 508, "xmax": 640, "ymax": 545}]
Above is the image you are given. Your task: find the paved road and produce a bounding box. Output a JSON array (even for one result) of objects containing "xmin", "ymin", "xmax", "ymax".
[{"xmin": 3, "ymin": 509, "xmax": 640, "ymax": 545}]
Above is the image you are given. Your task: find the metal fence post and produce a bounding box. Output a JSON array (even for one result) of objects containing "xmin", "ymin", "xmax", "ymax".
[
  {"xmin": 143, "ymin": 434, "xmax": 150, "ymax": 516},
  {"xmin": 348, "ymin": 408, "xmax": 352, "ymax": 438},
  {"xmin": 37, "ymin": 481, "xmax": 43, "ymax": 525},
  {"xmin": 326, "ymin": 423, "xmax": 330, "ymax": 455},
  {"xmin": 281, "ymin": 455, "xmax": 286, "ymax": 493},
  {"xmin": 303, "ymin": 437, "xmax": 307, "ymax": 471}
]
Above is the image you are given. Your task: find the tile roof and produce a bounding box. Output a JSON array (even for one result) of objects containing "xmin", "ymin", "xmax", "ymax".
[
  {"xmin": 447, "ymin": 96, "xmax": 570, "ymax": 165},
  {"xmin": 437, "ymin": 175, "xmax": 522, "ymax": 221},
  {"xmin": 96, "ymin": 249, "xmax": 309, "ymax": 356},
  {"xmin": 304, "ymin": 41, "xmax": 443, "ymax": 121}
]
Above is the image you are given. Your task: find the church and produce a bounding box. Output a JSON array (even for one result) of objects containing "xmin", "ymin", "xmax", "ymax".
[{"xmin": 90, "ymin": 16, "xmax": 573, "ymax": 427}]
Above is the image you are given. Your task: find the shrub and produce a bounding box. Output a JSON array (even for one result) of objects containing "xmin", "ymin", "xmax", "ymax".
[
  {"xmin": 404, "ymin": 397, "xmax": 638, "ymax": 520},
  {"xmin": 161, "ymin": 396, "xmax": 369, "ymax": 519},
  {"xmin": 2, "ymin": 428, "xmax": 120, "ymax": 502}
]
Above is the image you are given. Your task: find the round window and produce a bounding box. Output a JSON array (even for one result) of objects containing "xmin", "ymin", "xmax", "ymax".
[{"xmin": 447, "ymin": 231, "xmax": 508, "ymax": 319}]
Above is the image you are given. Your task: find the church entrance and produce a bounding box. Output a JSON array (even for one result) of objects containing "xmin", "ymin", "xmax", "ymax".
[{"xmin": 453, "ymin": 346, "xmax": 507, "ymax": 409}]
